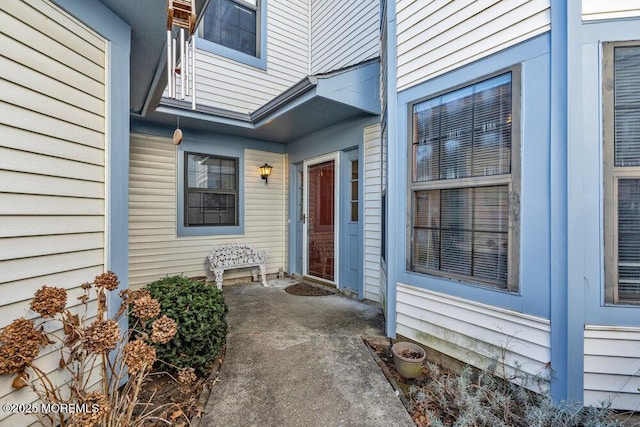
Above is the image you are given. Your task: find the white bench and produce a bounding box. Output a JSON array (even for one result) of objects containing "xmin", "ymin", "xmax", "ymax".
[{"xmin": 207, "ymin": 243, "xmax": 267, "ymax": 289}]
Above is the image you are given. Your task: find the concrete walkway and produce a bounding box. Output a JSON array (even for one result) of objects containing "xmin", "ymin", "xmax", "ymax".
[{"xmin": 200, "ymin": 278, "xmax": 414, "ymax": 427}]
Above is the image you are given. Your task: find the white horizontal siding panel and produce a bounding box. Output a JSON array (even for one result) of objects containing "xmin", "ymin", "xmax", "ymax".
[
  {"xmin": 1, "ymin": 102, "xmax": 104, "ymax": 149},
  {"xmin": 0, "ymin": 170, "xmax": 104, "ymax": 198},
  {"xmin": 584, "ymin": 325, "xmax": 640, "ymax": 410},
  {"xmin": 398, "ymin": 0, "xmax": 548, "ymax": 69},
  {"xmin": 19, "ymin": 0, "xmax": 105, "ymax": 50},
  {"xmin": 397, "ymin": 284, "xmax": 551, "ymax": 383},
  {"xmin": 398, "ymin": 0, "xmax": 500, "ymax": 52},
  {"xmin": 0, "ymin": 147, "xmax": 104, "ymax": 182},
  {"xmin": 1, "ymin": 249, "xmax": 104, "ymax": 284},
  {"xmin": 311, "ymin": 0, "xmax": 380, "ymax": 74},
  {"xmin": 397, "ymin": 295, "xmax": 549, "ymax": 364},
  {"xmin": 0, "ymin": 9, "xmax": 104, "ymax": 82},
  {"xmin": 0, "ymin": 194, "xmax": 104, "ymax": 216},
  {"xmin": 312, "ymin": 5, "xmax": 378, "ymax": 62},
  {"xmin": 584, "ymin": 391, "xmax": 640, "ymax": 412},
  {"xmin": 0, "ymin": 124, "xmax": 104, "ymax": 165},
  {"xmin": 582, "ymin": 0, "xmax": 640, "ymax": 20},
  {"xmin": 0, "ymin": 233, "xmax": 104, "ymax": 262},
  {"xmin": 0, "ymin": 57, "xmax": 104, "ymax": 116},
  {"xmin": 0, "ymin": 216, "xmax": 104, "ymax": 238},
  {"xmin": 0, "ymin": 33, "xmax": 104, "ymax": 100},
  {"xmin": 397, "ymin": 0, "xmax": 550, "ymax": 91}
]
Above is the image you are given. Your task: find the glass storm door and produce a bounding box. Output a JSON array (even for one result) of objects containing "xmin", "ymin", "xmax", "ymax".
[{"xmin": 304, "ymin": 154, "xmax": 339, "ymax": 283}]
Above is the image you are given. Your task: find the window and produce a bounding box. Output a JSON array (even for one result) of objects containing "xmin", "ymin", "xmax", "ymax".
[
  {"xmin": 184, "ymin": 152, "xmax": 238, "ymax": 227},
  {"xmin": 604, "ymin": 42, "xmax": 640, "ymax": 304},
  {"xmin": 409, "ymin": 69, "xmax": 520, "ymax": 291},
  {"xmin": 200, "ymin": 0, "xmax": 259, "ymax": 57}
]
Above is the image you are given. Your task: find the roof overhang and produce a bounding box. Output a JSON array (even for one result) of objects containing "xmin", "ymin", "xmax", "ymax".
[
  {"xmin": 98, "ymin": 0, "xmax": 210, "ymax": 115},
  {"xmin": 136, "ymin": 59, "xmax": 381, "ymax": 143}
]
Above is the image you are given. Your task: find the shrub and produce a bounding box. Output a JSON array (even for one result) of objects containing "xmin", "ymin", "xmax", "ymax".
[{"xmin": 134, "ymin": 276, "xmax": 228, "ymax": 376}]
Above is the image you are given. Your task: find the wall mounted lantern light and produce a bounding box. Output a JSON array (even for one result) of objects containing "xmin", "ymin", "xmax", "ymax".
[{"xmin": 259, "ymin": 163, "xmax": 273, "ymax": 184}]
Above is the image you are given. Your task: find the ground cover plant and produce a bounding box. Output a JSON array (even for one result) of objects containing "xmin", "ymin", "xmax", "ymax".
[{"xmin": 366, "ymin": 338, "xmax": 632, "ymax": 427}]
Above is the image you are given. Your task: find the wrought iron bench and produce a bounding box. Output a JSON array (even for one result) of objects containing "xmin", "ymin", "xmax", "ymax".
[{"xmin": 207, "ymin": 243, "xmax": 267, "ymax": 289}]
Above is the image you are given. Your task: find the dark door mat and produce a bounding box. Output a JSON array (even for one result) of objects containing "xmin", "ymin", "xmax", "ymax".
[{"xmin": 285, "ymin": 282, "xmax": 334, "ymax": 296}]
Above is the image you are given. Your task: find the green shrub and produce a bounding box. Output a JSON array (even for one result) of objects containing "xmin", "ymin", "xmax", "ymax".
[{"xmin": 132, "ymin": 275, "xmax": 228, "ymax": 376}]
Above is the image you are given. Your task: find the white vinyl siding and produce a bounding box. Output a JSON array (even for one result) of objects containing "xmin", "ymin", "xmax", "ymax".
[
  {"xmin": 397, "ymin": 284, "xmax": 551, "ymax": 388},
  {"xmin": 396, "ymin": 0, "xmax": 550, "ymax": 91},
  {"xmin": 129, "ymin": 134, "xmax": 287, "ymax": 287},
  {"xmin": 187, "ymin": 0, "xmax": 309, "ymax": 113},
  {"xmin": 582, "ymin": 1, "xmax": 640, "ymax": 21},
  {"xmin": 0, "ymin": 0, "xmax": 106, "ymax": 424},
  {"xmin": 584, "ymin": 326, "xmax": 640, "ymax": 410},
  {"xmin": 363, "ymin": 124, "xmax": 382, "ymax": 303},
  {"xmin": 310, "ymin": 0, "xmax": 380, "ymax": 74}
]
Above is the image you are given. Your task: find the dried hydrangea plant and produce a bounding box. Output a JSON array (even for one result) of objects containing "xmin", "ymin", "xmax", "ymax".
[{"xmin": 0, "ymin": 271, "xmax": 183, "ymax": 427}]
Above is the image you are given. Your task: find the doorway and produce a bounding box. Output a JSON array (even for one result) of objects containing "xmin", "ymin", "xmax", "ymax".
[{"xmin": 303, "ymin": 153, "xmax": 339, "ymax": 283}]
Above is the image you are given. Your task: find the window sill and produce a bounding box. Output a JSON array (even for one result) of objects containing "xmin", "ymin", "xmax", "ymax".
[
  {"xmin": 195, "ymin": 37, "xmax": 267, "ymax": 70},
  {"xmin": 177, "ymin": 224, "xmax": 244, "ymax": 237}
]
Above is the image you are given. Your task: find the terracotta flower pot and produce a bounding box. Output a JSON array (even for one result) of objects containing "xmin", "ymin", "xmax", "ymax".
[{"xmin": 391, "ymin": 342, "xmax": 426, "ymax": 379}]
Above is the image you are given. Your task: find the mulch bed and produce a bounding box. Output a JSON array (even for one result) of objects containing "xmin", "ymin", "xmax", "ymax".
[{"xmin": 135, "ymin": 348, "xmax": 225, "ymax": 426}]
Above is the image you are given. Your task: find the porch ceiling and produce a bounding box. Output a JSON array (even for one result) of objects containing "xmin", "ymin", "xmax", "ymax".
[
  {"xmin": 136, "ymin": 59, "xmax": 381, "ymax": 143},
  {"xmin": 98, "ymin": 0, "xmax": 210, "ymax": 115}
]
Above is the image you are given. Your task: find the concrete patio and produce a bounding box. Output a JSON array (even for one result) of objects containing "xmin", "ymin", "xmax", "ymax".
[{"xmin": 199, "ymin": 278, "xmax": 414, "ymax": 427}]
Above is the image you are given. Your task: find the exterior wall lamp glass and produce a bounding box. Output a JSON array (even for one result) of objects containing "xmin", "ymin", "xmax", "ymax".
[{"xmin": 259, "ymin": 163, "xmax": 272, "ymax": 183}]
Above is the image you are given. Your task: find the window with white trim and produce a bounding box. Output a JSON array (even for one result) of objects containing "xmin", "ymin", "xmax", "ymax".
[
  {"xmin": 410, "ymin": 69, "xmax": 520, "ymax": 292},
  {"xmin": 184, "ymin": 152, "xmax": 239, "ymax": 227},
  {"xmin": 200, "ymin": 0, "xmax": 259, "ymax": 57},
  {"xmin": 604, "ymin": 42, "xmax": 640, "ymax": 304}
]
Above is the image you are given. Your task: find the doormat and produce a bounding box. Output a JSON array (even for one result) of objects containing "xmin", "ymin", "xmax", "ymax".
[{"xmin": 284, "ymin": 282, "xmax": 333, "ymax": 296}]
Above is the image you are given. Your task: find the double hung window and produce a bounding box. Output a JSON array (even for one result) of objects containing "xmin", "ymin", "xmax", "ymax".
[
  {"xmin": 410, "ymin": 69, "xmax": 520, "ymax": 291},
  {"xmin": 604, "ymin": 42, "xmax": 640, "ymax": 304},
  {"xmin": 200, "ymin": 0, "xmax": 259, "ymax": 57},
  {"xmin": 184, "ymin": 152, "xmax": 239, "ymax": 227}
]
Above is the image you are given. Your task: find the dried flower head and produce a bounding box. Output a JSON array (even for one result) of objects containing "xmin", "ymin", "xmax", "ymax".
[
  {"xmin": 177, "ymin": 367, "xmax": 197, "ymax": 394},
  {"xmin": 94, "ymin": 271, "xmax": 119, "ymax": 291},
  {"xmin": 81, "ymin": 319, "xmax": 119, "ymax": 354},
  {"xmin": 123, "ymin": 340, "xmax": 156, "ymax": 374},
  {"xmin": 63, "ymin": 313, "xmax": 81, "ymax": 345},
  {"xmin": 69, "ymin": 391, "xmax": 110, "ymax": 426},
  {"xmin": 151, "ymin": 315, "xmax": 177, "ymax": 344},
  {"xmin": 132, "ymin": 295, "xmax": 161, "ymax": 321},
  {"xmin": 30, "ymin": 286, "xmax": 67, "ymax": 318},
  {"xmin": 0, "ymin": 318, "xmax": 45, "ymax": 374},
  {"xmin": 80, "ymin": 282, "xmax": 92, "ymax": 290}
]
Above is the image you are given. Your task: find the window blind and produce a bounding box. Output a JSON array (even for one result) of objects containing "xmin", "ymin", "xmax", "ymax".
[
  {"xmin": 413, "ymin": 186, "xmax": 508, "ymax": 287},
  {"xmin": 614, "ymin": 46, "xmax": 640, "ymax": 167},
  {"xmin": 413, "ymin": 73, "xmax": 512, "ymax": 183}
]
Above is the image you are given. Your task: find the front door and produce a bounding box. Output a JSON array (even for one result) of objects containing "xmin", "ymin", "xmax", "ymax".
[{"xmin": 303, "ymin": 153, "xmax": 339, "ymax": 283}]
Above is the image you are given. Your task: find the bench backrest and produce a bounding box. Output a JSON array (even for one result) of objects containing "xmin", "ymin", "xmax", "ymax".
[{"xmin": 207, "ymin": 243, "xmax": 265, "ymax": 267}]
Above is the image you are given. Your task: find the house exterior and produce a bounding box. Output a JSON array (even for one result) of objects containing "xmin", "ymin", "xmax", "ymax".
[
  {"xmin": 382, "ymin": 0, "xmax": 640, "ymax": 411},
  {"xmin": 1, "ymin": 0, "xmax": 640, "ymax": 424}
]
